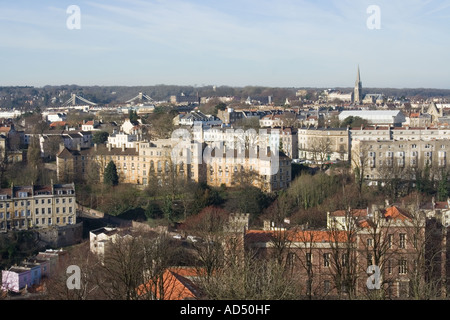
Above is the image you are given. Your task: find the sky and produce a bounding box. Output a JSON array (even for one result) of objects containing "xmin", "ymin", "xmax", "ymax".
[{"xmin": 1, "ymin": 0, "xmax": 450, "ymax": 89}]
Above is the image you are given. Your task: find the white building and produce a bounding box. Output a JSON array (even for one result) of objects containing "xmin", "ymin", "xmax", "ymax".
[
  {"xmin": 45, "ymin": 112, "xmax": 67, "ymax": 123},
  {"xmin": 178, "ymin": 110, "xmax": 222, "ymax": 127},
  {"xmin": 89, "ymin": 227, "xmax": 120, "ymax": 257},
  {"xmin": 339, "ymin": 110, "xmax": 406, "ymax": 126},
  {"xmin": 107, "ymin": 132, "xmax": 138, "ymax": 148}
]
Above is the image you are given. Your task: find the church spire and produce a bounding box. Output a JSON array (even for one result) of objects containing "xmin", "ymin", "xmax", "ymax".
[
  {"xmin": 356, "ymin": 65, "xmax": 361, "ymax": 85},
  {"xmin": 353, "ymin": 65, "xmax": 362, "ymax": 104}
]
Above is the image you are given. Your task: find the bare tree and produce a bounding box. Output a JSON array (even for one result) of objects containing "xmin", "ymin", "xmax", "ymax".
[
  {"xmin": 309, "ymin": 137, "xmax": 332, "ymax": 170},
  {"xmin": 327, "ymin": 208, "xmax": 360, "ymax": 299},
  {"xmin": 44, "ymin": 242, "xmax": 105, "ymax": 300},
  {"xmin": 181, "ymin": 206, "xmax": 229, "ymax": 279}
]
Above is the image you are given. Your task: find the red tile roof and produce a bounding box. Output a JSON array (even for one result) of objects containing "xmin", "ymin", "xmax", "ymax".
[
  {"xmin": 245, "ymin": 229, "xmax": 351, "ymax": 244},
  {"xmin": 329, "ymin": 209, "xmax": 368, "ymax": 217},
  {"xmin": 384, "ymin": 206, "xmax": 411, "ymax": 221},
  {"xmin": 137, "ymin": 267, "xmax": 203, "ymax": 300}
]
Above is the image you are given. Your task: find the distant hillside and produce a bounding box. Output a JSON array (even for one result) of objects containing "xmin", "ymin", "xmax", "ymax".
[{"xmin": 0, "ymin": 85, "xmax": 449, "ymax": 110}]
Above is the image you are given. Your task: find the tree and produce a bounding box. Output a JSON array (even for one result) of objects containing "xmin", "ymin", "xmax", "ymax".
[
  {"xmin": 103, "ymin": 160, "xmax": 119, "ymax": 186},
  {"xmin": 213, "ymin": 103, "xmax": 227, "ymax": 116},
  {"xmin": 0, "ymin": 145, "xmax": 8, "ymax": 188},
  {"xmin": 93, "ymin": 131, "xmax": 109, "ymax": 145},
  {"xmin": 181, "ymin": 206, "xmax": 229, "ymax": 279},
  {"xmin": 309, "ymin": 137, "xmax": 332, "ymax": 170},
  {"xmin": 98, "ymin": 230, "xmax": 181, "ymax": 300},
  {"xmin": 327, "ymin": 208, "xmax": 360, "ymax": 299},
  {"xmin": 340, "ymin": 116, "xmax": 369, "ymax": 128},
  {"xmin": 128, "ymin": 109, "xmax": 139, "ymax": 123},
  {"xmin": 26, "ymin": 135, "xmax": 43, "ymax": 184}
]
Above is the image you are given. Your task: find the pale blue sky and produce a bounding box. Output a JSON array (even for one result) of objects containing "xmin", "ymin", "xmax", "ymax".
[{"xmin": 1, "ymin": 0, "xmax": 450, "ymax": 88}]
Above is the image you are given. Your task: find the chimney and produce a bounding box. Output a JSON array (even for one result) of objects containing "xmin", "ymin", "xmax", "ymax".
[
  {"xmin": 122, "ymin": 144, "xmax": 125, "ymax": 152},
  {"xmin": 77, "ymin": 143, "xmax": 81, "ymax": 151},
  {"xmin": 108, "ymin": 144, "xmax": 111, "ymax": 152},
  {"xmin": 94, "ymin": 143, "xmax": 97, "ymax": 152}
]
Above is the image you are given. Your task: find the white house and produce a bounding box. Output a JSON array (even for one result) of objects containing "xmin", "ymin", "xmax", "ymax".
[
  {"xmin": 121, "ymin": 119, "xmax": 141, "ymax": 134},
  {"xmin": 81, "ymin": 120, "xmax": 100, "ymax": 131},
  {"xmin": 107, "ymin": 132, "xmax": 138, "ymax": 148},
  {"xmin": 178, "ymin": 111, "xmax": 222, "ymax": 127},
  {"xmin": 90, "ymin": 227, "xmax": 120, "ymax": 257}
]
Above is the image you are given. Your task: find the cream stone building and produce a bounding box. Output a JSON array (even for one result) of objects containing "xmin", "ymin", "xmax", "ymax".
[
  {"xmin": 0, "ymin": 183, "xmax": 76, "ymax": 232},
  {"xmin": 56, "ymin": 136, "xmax": 291, "ymax": 192},
  {"xmin": 56, "ymin": 139, "xmax": 205, "ymax": 186},
  {"xmin": 351, "ymin": 138, "xmax": 450, "ymax": 184},
  {"xmin": 298, "ymin": 128, "xmax": 350, "ymax": 162}
]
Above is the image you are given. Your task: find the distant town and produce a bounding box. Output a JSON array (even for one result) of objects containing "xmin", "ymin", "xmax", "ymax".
[{"xmin": 2, "ymin": 67, "xmax": 450, "ymax": 300}]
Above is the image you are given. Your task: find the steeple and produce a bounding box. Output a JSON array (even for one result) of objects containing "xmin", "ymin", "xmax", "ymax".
[
  {"xmin": 353, "ymin": 65, "xmax": 362, "ymax": 104},
  {"xmin": 355, "ymin": 65, "xmax": 361, "ymax": 86}
]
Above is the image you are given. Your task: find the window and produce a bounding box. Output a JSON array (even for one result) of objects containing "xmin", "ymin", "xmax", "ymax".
[
  {"xmin": 387, "ymin": 259, "xmax": 393, "ymax": 274},
  {"xmin": 399, "ymin": 259, "xmax": 407, "ymax": 274},
  {"xmin": 323, "ymin": 253, "xmax": 330, "ymax": 267},
  {"xmin": 287, "ymin": 252, "xmax": 296, "ymax": 268},
  {"xmin": 399, "ymin": 233, "xmax": 406, "ymax": 249},
  {"xmin": 367, "ymin": 254, "xmax": 373, "ymax": 267},
  {"xmin": 367, "ymin": 238, "xmax": 373, "ymax": 247}
]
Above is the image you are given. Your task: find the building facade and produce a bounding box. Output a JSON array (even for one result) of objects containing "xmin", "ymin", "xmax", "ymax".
[
  {"xmin": 298, "ymin": 127, "xmax": 350, "ymax": 162},
  {"xmin": 245, "ymin": 204, "xmax": 426, "ymax": 299},
  {"xmin": 0, "ymin": 183, "xmax": 76, "ymax": 232},
  {"xmin": 351, "ymin": 137, "xmax": 450, "ymax": 185},
  {"xmin": 57, "ymin": 136, "xmax": 291, "ymax": 192}
]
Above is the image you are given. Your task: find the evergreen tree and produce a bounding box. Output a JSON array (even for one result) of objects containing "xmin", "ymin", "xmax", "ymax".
[
  {"xmin": 103, "ymin": 161, "xmax": 119, "ymax": 186},
  {"xmin": 438, "ymin": 170, "xmax": 449, "ymax": 201}
]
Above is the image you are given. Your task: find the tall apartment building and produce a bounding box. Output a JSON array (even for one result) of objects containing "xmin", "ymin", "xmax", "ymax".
[
  {"xmin": 56, "ymin": 136, "xmax": 291, "ymax": 192},
  {"xmin": 351, "ymin": 138, "xmax": 450, "ymax": 184},
  {"xmin": 0, "ymin": 183, "xmax": 76, "ymax": 232},
  {"xmin": 195, "ymin": 126, "xmax": 298, "ymax": 160},
  {"xmin": 56, "ymin": 140, "xmax": 205, "ymax": 186},
  {"xmin": 206, "ymin": 147, "xmax": 291, "ymax": 192}
]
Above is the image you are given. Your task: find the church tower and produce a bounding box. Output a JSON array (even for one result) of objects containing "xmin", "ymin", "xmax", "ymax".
[{"xmin": 353, "ymin": 65, "xmax": 362, "ymax": 104}]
